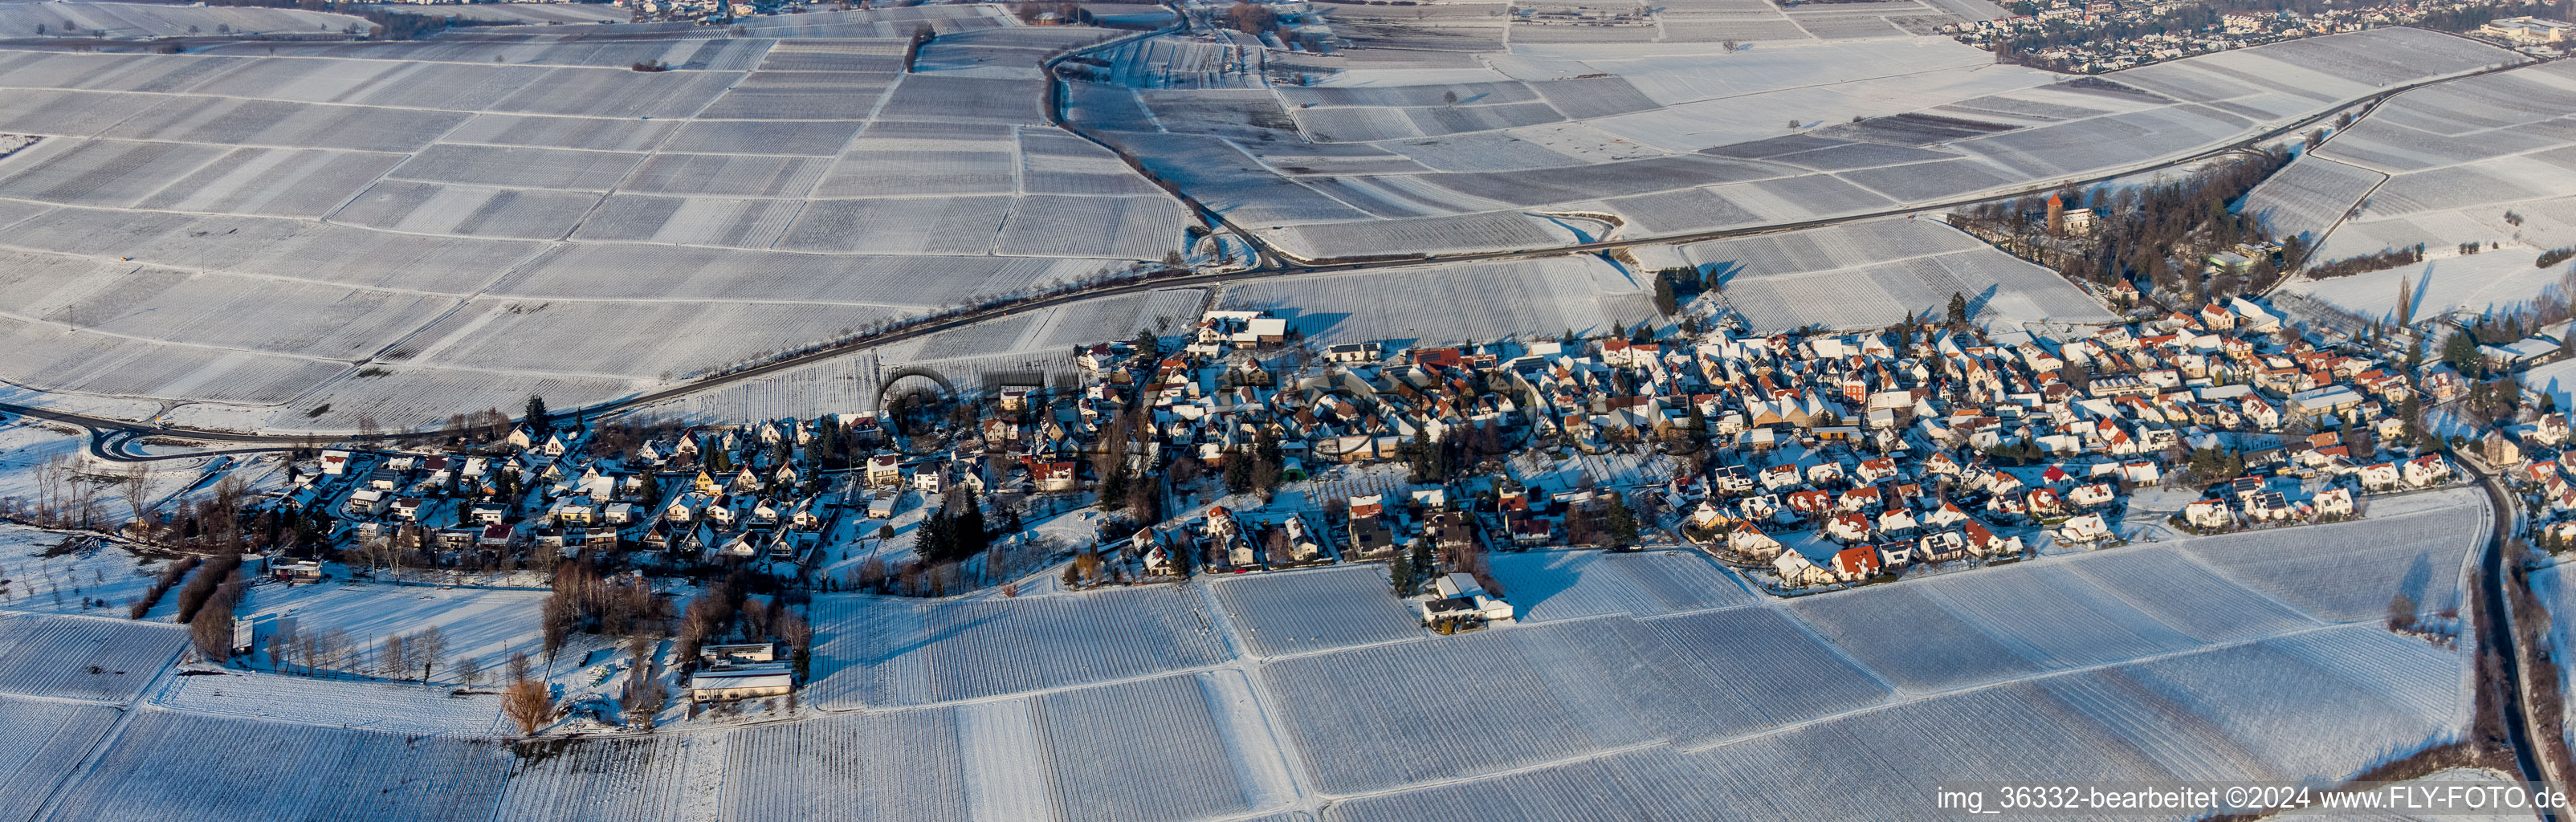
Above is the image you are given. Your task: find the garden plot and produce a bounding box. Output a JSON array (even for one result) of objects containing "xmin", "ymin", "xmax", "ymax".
[
  {"xmin": 697, "ymin": 83, "xmax": 893, "ymax": 120},
  {"xmin": 398, "ymin": 299, "xmax": 906, "ymax": 381},
  {"xmin": 804, "ymin": 585, "xmax": 1234, "ymax": 709},
  {"xmin": 1271, "ymin": 212, "xmax": 1571, "ymax": 260},
  {"xmin": 442, "ymin": 113, "xmax": 681, "ymax": 153},
  {"xmin": 1209, "ymin": 566, "xmax": 1425, "ymax": 657},
  {"xmin": 49, "ymin": 709, "xmax": 512, "ymax": 822},
  {"xmin": 100, "ymin": 98, "xmax": 468, "ymax": 152},
  {"xmin": 181, "ymin": 59, "xmax": 548, "ymax": 111},
  {"xmin": 0, "ymin": 138, "xmax": 229, "ymax": 207},
  {"xmin": 813, "ymin": 150, "xmax": 1018, "ymax": 197},
  {"xmin": 1641, "ymin": 606, "xmax": 1895, "ymax": 743},
  {"xmin": 332, "ymin": 181, "xmax": 598, "ymax": 239},
  {"xmin": 248, "ymin": 367, "xmax": 638, "ymax": 434},
  {"xmin": 497, "ymin": 734, "xmax": 723, "ymax": 822},
  {"xmin": 2105, "ymin": 629, "xmax": 2464, "ymax": 780},
  {"xmin": 663, "ymin": 119, "xmax": 867, "ymax": 156},
  {"xmin": 1603, "ymin": 186, "xmax": 1768, "ymax": 234},
  {"xmin": 723, "ymin": 706, "xmax": 972, "ymax": 821},
  {"xmin": 2, "ymin": 207, "xmax": 548, "ymax": 292},
  {"xmin": 1787, "ymin": 585, "xmax": 2056, "ymax": 694},
  {"xmin": 760, "ymin": 39, "xmax": 910, "ymax": 73},
  {"xmin": 1037, "ymin": 674, "xmax": 1267, "ymax": 822},
  {"xmin": 0, "ymin": 612, "xmax": 183, "ymax": 702},
  {"xmin": 571, "ymin": 194, "xmax": 805, "ymax": 248},
  {"xmin": 1914, "ymin": 562, "xmax": 2202, "ymax": 669},
  {"xmin": 1258, "ymin": 617, "xmax": 1676, "ymax": 795},
  {"xmin": 132, "ymin": 148, "xmax": 403, "ymax": 218},
  {"xmin": 239, "ymin": 582, "xmax": 556, "ymax": 682},
  {"xmin": 1486, "ymin": 550, "xmax": 1757, "ymax": 622},
  {"xmin": 0, "ymin": 317, "xmax": 350, "ymax": 405},
  {"xmin": 1219, "ymin": 256, "xmax": 1654, "ymax": 347},
  {"xmin": 1139, "ymin": 90, "xmax": 1301, "ymax": 142},
  {"xmin": 0, "ymin": 89, "xmax": 170, "ymax": 136},
  {"xmin": 0, "ymin": 695, "xmax": 118, "ymax": 812},
  {"xmin": 2061, "ymin": 544, "xmax": 2322, "ymax": 642},
  {"xmin": 2180, "ymin": 496, "xmax": 2480, "ymax": 625},
  {"xmin": 620, "ymin": 153, "xmax": 833, "ymax": 198},
  {"xmin": 385, "ymin": 144, "xmax": 644, "ymax": 193},
  {"xmin": 1689, "ymin": 220, "xmax": 2111, "ymax": 331},
  {"xmin": 149, "ymin": 669, "xmax": 505, "ymax": 737},
  {"xmin": 1836, "ymin": 157, "xmax": 2017, "ymax": 201},
  {"xmin": 778, "ymin": 196, "xmax": 1013, "ymax": 254},
  {"xmin": 487, "ymin": 67, "xmax": 743, "ymax": 119},
  {"xmin": 490, "ymin": 243, "xmax": 1098, "ymax": 307},
  {"xmin": 1323, "ymin": 746, "xmax": 1738, "ymax": 822},
  {"xmin": 878, "ymin": 75, "xmax": 1047, "ymax": 124},
  {"xmin": 999, "ymin": 193, "xmax": 1188, "ymax": 258},
  {"xmin": 1093, "ymin": 131, "xmax": 1373, "ymax": 224},
  {"xmin": 0, "ymin": 261, "xmax": 452, "ymax": 359},
  {"xmin": 2241, "ymin": 154, "xmax": 2384, "ymax": 244}
]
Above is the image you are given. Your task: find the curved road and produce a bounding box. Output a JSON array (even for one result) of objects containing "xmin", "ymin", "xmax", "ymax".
[{"xmin": 2460, "ymin": 453, "xmax": 2561, "ymax": 814}]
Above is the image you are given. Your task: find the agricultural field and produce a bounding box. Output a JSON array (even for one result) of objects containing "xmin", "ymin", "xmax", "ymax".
[
  {"xmin": 2280, "ymin": 250, "xmax": 2576, "ymax": 326},
  {"xmin": 1484, "ymin": 549, "xmax": 1758, "ymax": 622},
  {"xmin": 0, "ymin": 2, "xmax": 365, "ymax": 39},
  {"xmin": 803, "ymin": 584, "xmax": 1235, "ymax": 709},
  {"xmin": 1075, "ymin": 27, "xmax": 2513, "ymax": 268},
  {"xmin": 0, "ymin": 489, "xmax": 2497, "ymax": 820},
  {"xmin": 1681, "ymin": 217, "xmax": 2117, "ymax": 331},
  {"xmin": 2297, "ymin": 60, "xmax": 2576, "ymax": 258},
  {"xmin": 0, "ymin": 9, "xmax": 1197, "ymax": 433},
  {"xmin": 1209, "ymin": 566, "xmax": 1425, "ymax": 657}
]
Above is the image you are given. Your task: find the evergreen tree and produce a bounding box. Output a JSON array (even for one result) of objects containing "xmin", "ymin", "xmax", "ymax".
[
  {"xmin": 1388, "ymin": 551, "xmax": 1416, "ymax": 596},
  {"xmin": 707, "ymin": 448, "xmax": 732, "ymax": 476},
  {"xmin": 1652, "ymin": 274, "xmax": 1679, "ymax": 316},
  {"xmin": 2443, "ymin": 331, "xmax": 2482, "ymax": 376},
  {"xmin": 1405, "ymin": 542, "xmax": 1435, "ymax": 594},
  {"xmin": 916, "ymin": 508, "xmax": 956, "ymax": 564},
  {"xmin": 952, "ymin": 485, "xmax": 988, "ymax": 557},
  {"xmin": 1604, "ymin": 494, "xmax": 1639, "ymax": 547},
  {"xmin": 525, "ymin": 395, "xmax": 549, "ymax": 433}
]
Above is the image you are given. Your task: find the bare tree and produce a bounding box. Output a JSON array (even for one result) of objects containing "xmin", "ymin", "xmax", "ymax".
[
  {"xmin": 457, "ymin": 655, "xmax": 486, "ymax": 689},
  {"xmin": 503, "ymin": 678, "xmax": 552, "ymax": 736},
  {"xmin": 188, "ymin": 576, "xmax": 240, "ymax": 662},
  {"xmin": 412, "ymin": 626, "xmax": 446, "ymax": 684},
  {"xmin": 121, "ymin": 462, "xmax": 151, "ymax": 539},
  {"xmin": 382, "ymin": 633, "xmax": 410, "ymax": 681}
]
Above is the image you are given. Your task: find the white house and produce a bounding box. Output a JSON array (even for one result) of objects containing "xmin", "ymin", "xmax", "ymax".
[
  {"xmin": 2056, "ymin": 513, "xmax": 2110, "ymax": 543},
  {"xmin": 2183, "ymin": 498, "xmax": 2232, "ymax": 530}
]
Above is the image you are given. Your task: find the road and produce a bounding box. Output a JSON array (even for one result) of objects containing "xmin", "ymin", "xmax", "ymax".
[
  {"xmin": 0, "ymin": 35, "xmax": 2544, "ymax": 457},
  {"xmin": 2459, "ymin": 452, "xmax": 2560, "ymax": 815}
]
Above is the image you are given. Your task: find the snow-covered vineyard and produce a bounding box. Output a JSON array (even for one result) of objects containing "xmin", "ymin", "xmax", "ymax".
[
  {"xmin": 0, "ymin": 493, "xmax": 2485, "ymax": 821},
  {"xmin": 0, "ymin": 4, "xmax": 1193, "ymax": 433},
  {"xmin": 1070, "ymin": 27, "xmax": 2517, "ymax": 263}
]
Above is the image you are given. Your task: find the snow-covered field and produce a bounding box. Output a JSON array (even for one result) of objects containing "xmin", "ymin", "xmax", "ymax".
[
  {"xmin": 2279, "ymin": 248, "xmax": 2573, "ymax": 324},
  {"xmin": 1078, "ymin": 27, "xmax": 2514, "ymax": 267},
  {"xmin": 0, "ymin": 9, "xmax": 1196, "ymax": 432},
  {"xmin": 2287, "ymin": 59, "xmax": 2576, "ymax": 298},
  {"xmin": 0, "ymin": 2, "xmax": 365, "ymax": 38},
  {"xmin": 0, "ymin": 486, "xmax": 2492, "ymax": 820},
  {"xmin": 1685, "ymin": 216, "xmax": 2117, "ymax": 331}
]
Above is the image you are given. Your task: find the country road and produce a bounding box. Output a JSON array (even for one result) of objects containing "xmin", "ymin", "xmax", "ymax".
[{"xmin": 2460, "ymin": 452, "xmax": 2560, "ymax": 819}]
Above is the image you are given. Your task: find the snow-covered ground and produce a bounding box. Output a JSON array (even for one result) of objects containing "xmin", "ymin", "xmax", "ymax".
[
  {"xmin": 0, "ymin": 484, "xmax": 2490, "ymax": 820},
  {"xmin": 2280, "ymin": 250, "xmax": 2574, "ymax": 324}
]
